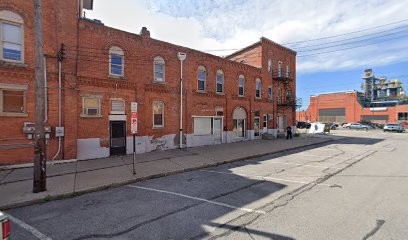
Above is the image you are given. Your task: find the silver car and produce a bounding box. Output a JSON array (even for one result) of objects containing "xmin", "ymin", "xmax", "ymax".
[
  {"xmin": 0, "ymin": 211, "xmax": 10, "ymax": 240},
  {"xmin": 346, "ymin": 123, "xmax": 373, "ymax": 130},
  {"xmin": 383, "ymin": 123, "xmax": 405, "ymax": 133}
]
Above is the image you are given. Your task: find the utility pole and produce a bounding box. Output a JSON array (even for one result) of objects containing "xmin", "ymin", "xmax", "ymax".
[{"xmin": 33, "ymin": 0, "xmax": 47, "ymax": 193}]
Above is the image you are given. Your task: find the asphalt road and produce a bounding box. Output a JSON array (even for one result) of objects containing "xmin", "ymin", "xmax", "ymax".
[{"xmin": 5, "ymin": 130, "xmax": 408, "ymax": 240}]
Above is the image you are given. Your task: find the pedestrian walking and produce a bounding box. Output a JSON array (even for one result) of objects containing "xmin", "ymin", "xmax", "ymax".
[{"xmin": 286, "ymin": 126, "xmax": 292, "ymax": 140}]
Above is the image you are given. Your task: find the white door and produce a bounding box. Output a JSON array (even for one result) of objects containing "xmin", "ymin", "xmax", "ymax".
[
  {"xmin": 213, "ymin": 118, "xmax": 222, "ymax": 143},
  {"xmin": 278, "ymin": 115, "xmax": 287, "ymax": 132}
]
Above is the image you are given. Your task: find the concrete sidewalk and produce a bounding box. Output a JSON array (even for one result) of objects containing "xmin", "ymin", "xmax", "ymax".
[{"xmin": 0, "ymin": 134, "xmax": 339, "ymax": 209}]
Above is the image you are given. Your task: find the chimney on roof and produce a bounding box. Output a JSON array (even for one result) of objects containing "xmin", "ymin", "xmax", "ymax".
[{"xmin": 140, "ymin": 27, "xmax": 150, "ymax": 38}]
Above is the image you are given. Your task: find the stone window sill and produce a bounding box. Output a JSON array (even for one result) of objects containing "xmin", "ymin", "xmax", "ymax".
[
  {"xmin": 152, "ymin": 80, "xmax": 166, "ymax": 84},
  {"xmin": 80, "ymin": 114, "xmax": 103, "ymax": 118},
  {"xmin": 107, "ymin": 74, "xmax": 126, "ymax": 80},
  {"xmin": 0, "ymin": 112, "xmax": 28, "ymax": 117},
  {"xmin": 0, "ymin": 60, "xmax": 27, "ymax": 68}
]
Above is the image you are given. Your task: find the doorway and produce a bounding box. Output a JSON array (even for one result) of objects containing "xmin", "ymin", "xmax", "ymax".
[
  {"xmin": 213, "ymin": 118, "xmax": 222, "ymax": 143},
  {"xmin": 254, "ymin": 117, "xmax": 261, "ymax": 137},
  {"xmin": 278, "ymin": 115, "xmax": 287, "ymax": 133},
  {"xmin": 110, "ymin": 121, "xmax": 126, "ymax": 155}
]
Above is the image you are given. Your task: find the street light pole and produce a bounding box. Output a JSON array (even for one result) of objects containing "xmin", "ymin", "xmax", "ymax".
[{"xmin": 177, "ymin": 52, "xmax": 186, "ymax": 149}]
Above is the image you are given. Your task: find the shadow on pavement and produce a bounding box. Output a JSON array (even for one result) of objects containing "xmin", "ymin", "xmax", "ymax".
[{"xmin": 6, "ymin": 135, "xmax": 384, "ymax": 239}]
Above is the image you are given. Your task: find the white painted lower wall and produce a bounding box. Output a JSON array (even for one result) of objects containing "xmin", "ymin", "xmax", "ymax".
[
  {"xmin": 77, "ymin": 138, "xmax": 109, "ymax": 160},
  {"xmin": 76, "ymin": 128, "xmax": 279, "ymax": 160}
]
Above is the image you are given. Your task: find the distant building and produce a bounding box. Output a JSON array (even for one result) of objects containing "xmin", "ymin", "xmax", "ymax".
[
  {"xmin": 362, "ymin": 69, "xmax": 405, "ymax": 104},
  {"xmin": 297, "ymin": 69, "xmax": 408, "ymax": 124}
]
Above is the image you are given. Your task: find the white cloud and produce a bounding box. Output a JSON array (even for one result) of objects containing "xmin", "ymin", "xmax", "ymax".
[{"xmin": 85, "ymin": 0, "xmax": 408, "ymax": 73}]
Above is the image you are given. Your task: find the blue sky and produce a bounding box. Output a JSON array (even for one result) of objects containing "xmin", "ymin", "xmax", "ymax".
[{"xmin": 85, "ymin": 0, "xmax": 408, "ymax": 109}]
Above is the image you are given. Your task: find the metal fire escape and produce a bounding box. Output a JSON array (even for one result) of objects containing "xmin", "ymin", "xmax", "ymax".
[{"xmin": 273, "ymin": 68, "xmax": 297, "ymax": 115}]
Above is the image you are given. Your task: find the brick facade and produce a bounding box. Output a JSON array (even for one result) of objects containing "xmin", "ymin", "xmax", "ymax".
[
  {"xmin": 0, "ymin": 1, "xmax": 297, "ymax": 165},
  {"xmin": 298, "ymin": 91, "xmax": 408, "ymax": 124}
]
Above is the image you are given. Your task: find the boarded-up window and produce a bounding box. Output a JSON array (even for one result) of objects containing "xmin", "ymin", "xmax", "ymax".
[
  {"xmin": 1, "ymin": 90, "xmax": 24, "ymax": 113},
  {"xmin": 194, "ymin": 117, "xmax": 212, "ymax": 135}
]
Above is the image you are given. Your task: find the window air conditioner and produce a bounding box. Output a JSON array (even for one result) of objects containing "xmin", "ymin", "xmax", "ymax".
[{"xmin": 86, "ymin": 108, "xmax": 98, "ymax": 115}]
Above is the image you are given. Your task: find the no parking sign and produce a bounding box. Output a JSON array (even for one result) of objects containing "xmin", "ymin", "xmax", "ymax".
[{"xmin": 131, "ymin": 102, "xmax": 138, "ymax": 134}]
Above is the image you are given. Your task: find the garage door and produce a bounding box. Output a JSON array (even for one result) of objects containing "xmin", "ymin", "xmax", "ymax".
[{"xmin": 318, "ymin": 108, "xmax": 346, "ymax": 123}]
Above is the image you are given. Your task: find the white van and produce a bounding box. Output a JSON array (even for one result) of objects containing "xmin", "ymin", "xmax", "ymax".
[{"xmin": 383, "ymin": 123, "xmax": 405, "ymax": 133}]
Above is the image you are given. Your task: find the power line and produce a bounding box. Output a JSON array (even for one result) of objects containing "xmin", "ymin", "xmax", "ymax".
[
  {"xmin": 297, "ymin": 34, "xmax": 408, "ymax": 57},
  {"xmin": 296, "ymin": 27, "xmax": 408, "ymax": 52},
  {"xmin": 282, "ymin": 18, "xmax": 408, "ymax": 45}
]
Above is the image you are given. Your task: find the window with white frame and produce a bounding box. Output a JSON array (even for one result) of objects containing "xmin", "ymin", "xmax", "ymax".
[
  {"xmin": 81, "ymin": 95, "xmax": 102, "ymax": 117},
  {"xmin": 197, "ymin": 66, "xmax": 206, "ymax": 91},
  {"xmin": 278, "ymin": 61, "xmax": 283, "ymax": 77},
  {"xmin": 109, "ymin": 46, "xmax": 124, "ymax": 76},
  {"xmin": 0, "ymin": 84, "xmax": 26, "ymax": 115},
  {"xmin": 0, "ymin": 11, "xmax": 24, "ymax": 62},
  {"xmin": 154, "ymin": 56, "xmax": 165, "ymax": 82},
  {"xmin": 216, "ymin": 69, "xmax": 224, "ymax": 93},
  {"xmin": 153, "ymin": 101, "xmax": 164, "ymax": 128},
  {"xmin": 255, "ymin": 78, "xmax": 261, "ymax": 98},
  {"xmin": 286, "ymin": 65, "xmax": 290, "ymax": 78},
  {"xmin": 268, "ymin": 86, "xmax": 273, "ymax": 99},
  {"xmin": 194, "ymin": 117, "xmax": 212, "ymax": 135},
  {"xmin": 110, "ymin": 99, "xmax": 125, "ymax": 114},
  {"xmin": 238, "ymin": 74, "xmax": 245, "ymax": 96}
]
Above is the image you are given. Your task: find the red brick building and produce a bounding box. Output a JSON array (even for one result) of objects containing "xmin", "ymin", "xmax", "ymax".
[
  {"xmin": 0, "ymin": 0, "xmax": 297, "ymax": 165},
  {"xmin": 297, "ymin": 90, "xmax": 408, "ymax": 124}
]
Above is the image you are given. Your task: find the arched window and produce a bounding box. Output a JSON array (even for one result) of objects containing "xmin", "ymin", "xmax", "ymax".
[
  {"xmin": 255, "ymin": 78, "xmax": 261, "ymax": 98},
  {"xmin": 154, "ymin": 56, "xmax": 165, "ymax": 82},
  {"xmin": 197, "ymin": 66, "xmax": 206, "ymax": 91},
  {"xmin": 0, "ymin": 11, "xmax": 24, "ymax": 62},
  {"xmin": 109, "ymin": 46, "xmax": 124, "ymax": 76},
  {"xmin": 216, "ymin": 69, "xmax": 224, "ymax": 93},
  {"xmin": 238, "ymin": 74, "xmax": 245, "ymax": 96}
]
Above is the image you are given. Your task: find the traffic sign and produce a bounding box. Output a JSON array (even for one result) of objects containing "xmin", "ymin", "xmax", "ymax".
[{"xmin": 131, "ymin": 102, "xmax": 138, "ymax": 134}]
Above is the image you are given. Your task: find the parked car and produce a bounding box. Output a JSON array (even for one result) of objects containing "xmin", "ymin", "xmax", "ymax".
[
  {"xmin": 0, "ymin": 211, "xmax": 10, "ymax": 240},
  {"xmin": 297, "ymin": 121, "xmax": 311, "ymax": 129},
  {"xmin": 324, "ymin": 123, "xmax": 339, "ymax": 130},
  {"xmin": 346, "ymin": 123, "xmax": 373, "ymax": 130},
  {"xmin": 342, "ymin": 122, "xmax": 352, "ymax": 128},
  {"xmin": 383, "ymin": 123, "xmax": 405, "ymax": 132}
]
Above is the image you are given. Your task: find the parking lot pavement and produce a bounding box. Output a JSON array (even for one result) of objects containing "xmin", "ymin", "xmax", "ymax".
[{"xmin": 4, "ymin": 131, "xmax": 396, "ymax": 240}]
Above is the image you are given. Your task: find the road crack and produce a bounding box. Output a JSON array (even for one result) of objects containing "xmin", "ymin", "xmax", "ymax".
[{"xmin": 362, "ymin": 219, "xmax": 385, "ymax": 240}]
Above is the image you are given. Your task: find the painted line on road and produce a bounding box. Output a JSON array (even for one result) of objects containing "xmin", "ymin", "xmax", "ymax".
[
  {"xmin": 6, "ymin": 213, "xmax": 52, "ymax": 240},
  {"xmin": 126, "ymin": 185, "xmax": 265, "ymax": 214},
  {"xmin": 246, "ymin": 159, "xmax": 342, "ymax": 170},
  {"xmin": 200, "ymin": 170, "xmax": 332, "ymax": 187}
]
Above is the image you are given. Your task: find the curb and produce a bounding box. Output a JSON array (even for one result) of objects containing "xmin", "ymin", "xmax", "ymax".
[{"xmin": 0, "ymin": 138, "xmax": 335, "ymax": 210}]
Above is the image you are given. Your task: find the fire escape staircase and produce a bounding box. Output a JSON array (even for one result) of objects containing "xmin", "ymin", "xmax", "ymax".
[{"xmin": 273, "ymin": 70, "xmax": 296, "ymax": 113}]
